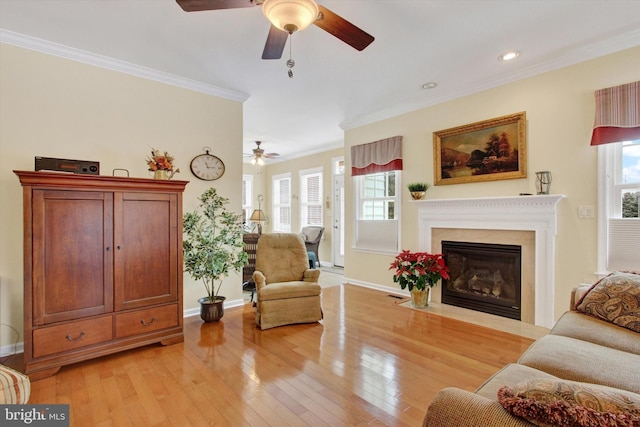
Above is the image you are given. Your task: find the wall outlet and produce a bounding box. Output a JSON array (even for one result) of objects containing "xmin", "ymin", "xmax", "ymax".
[{"xmin": 578, "ymin": 206, "xmax": 594, "ymax": 218}]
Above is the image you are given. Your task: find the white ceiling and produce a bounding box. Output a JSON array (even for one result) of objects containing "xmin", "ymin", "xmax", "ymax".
[{"xmin": 1, "ymin": 0, "xmax": 640, "ymax": 161}]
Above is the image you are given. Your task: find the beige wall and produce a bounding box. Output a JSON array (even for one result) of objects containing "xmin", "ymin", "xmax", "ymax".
[
  {"xmin": 344, "ymin": 46, "xmax": 640, "ymax": 322},
  {"xmin": 245, "ymin": 148, "xmax": 343, "ymax": 265},
  {"xmin": 0, "ymin": 43, "xmax": 244, "ymax": 348}
]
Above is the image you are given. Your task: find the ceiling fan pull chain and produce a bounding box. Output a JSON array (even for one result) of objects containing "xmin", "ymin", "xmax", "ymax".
[{"xmin": 287, "ymin": 33, "xmax": 295, "ymax": 79}]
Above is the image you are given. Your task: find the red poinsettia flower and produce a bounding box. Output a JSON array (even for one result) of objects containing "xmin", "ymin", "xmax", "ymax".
[{"xmin": 389, "ymin": 250, "xmax": 449, "ymax": 291}]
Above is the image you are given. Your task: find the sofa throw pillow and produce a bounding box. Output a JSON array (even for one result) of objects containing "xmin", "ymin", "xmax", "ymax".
[
  {"xmin": 575, "ymin": 271, "xmax": 640, "ymax": 333},
  {"xmin": 498, "ymin": 379, "xmax": 640, "ymax": 427}
]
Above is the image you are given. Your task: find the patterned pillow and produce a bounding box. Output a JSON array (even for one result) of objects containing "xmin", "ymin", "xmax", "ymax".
[
  {"xmin": 575, "ymin": 271, "xmax": 640, "ymax": 333},
  {"xmin": 498, "ymin": 379, "xmax": 640, "ymax": 427}
]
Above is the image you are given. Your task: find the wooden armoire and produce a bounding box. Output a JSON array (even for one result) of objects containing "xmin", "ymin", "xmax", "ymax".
[{"xmin": 15, "ymin": 171, "xmax": 188, "ymax": 380}]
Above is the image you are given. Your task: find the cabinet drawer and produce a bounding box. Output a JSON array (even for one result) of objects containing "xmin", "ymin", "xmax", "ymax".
[
  {"xmin": 33, "ymin": 316, "xmax": 113, "ymax": 358},
  {"xmin": 115, "ymin": 304, "xmax": 179, "ymax": 339}
]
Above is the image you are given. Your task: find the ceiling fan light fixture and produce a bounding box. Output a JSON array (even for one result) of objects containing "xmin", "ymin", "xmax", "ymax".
[
  {"xmin": 262, "ymin": 0, "xmax": 319, "ymax": 33},
  {"xmin": 250, "ymin": 156, "xmax": 264, "ymax": 166}
]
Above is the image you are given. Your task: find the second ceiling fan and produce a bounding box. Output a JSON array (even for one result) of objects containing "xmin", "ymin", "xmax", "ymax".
[
  {"xmin": 245, "ymin": 141, "xmax": 280, "ymax": 165},
  {"xmin": 176, "ymin": 0, "xmax": 375, "ymax": 60}
]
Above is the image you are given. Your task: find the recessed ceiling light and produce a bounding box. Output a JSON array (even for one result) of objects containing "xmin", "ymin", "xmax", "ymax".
[
  {"xmin": 422, "ymin": 82, "xmax": 438, "ymax": 89},
  {"xmin": 498, "ymin": 51, "xmax": 520, "ymax": 61}
]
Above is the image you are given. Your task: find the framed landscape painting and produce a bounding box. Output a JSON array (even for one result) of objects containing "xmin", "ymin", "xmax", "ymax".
[{"xmin": 433, "ymin": 112, "xmax": 527, "ymax": 185}]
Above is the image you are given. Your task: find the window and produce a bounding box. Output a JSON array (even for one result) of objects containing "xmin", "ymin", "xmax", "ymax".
[
  {"xmin": 242, "ymin": 175, "xmax": 253, "ymax": 226},
  {"xmin": 618, "ymin": 141, "xmax": 640, "ymax": 218},
  {"xmin": 300, "ymin": 168, "xmax": 323, "ymax": 227},
  {"xmin": 272, "ymin": 173, "xmax": 291, "ymax": 232},
  {"xmin": 360, "ymin": 171, "xmax": 397, "ymax": 220},
  {"xmin": 354, "ymin": 170, "xmax": 401, "ymax": 252},
  {"xmin": 351, "ymin": 136, "xmax": 403, "ymax": 253},
  {"xmin": 598, "ymin": 139, "xmax": 640, "ymax": 272}
]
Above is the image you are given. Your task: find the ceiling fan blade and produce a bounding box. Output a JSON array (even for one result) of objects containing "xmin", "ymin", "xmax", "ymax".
[
  {"xmin": 262, "ymin": 25, "xmax": 288, "ymax": 60},
  {"xmin": 313, "ymin": 5, "xmax": 374, "ymax": 51},
  {"xmin": 176, "ymin": 0, "xmax": 256, "ymax": 12}
]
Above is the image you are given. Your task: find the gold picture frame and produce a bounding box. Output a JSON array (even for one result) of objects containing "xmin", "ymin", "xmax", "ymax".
[{"xmin": 433, "ymin": 112, "xmax": 527, "ymax": 186}]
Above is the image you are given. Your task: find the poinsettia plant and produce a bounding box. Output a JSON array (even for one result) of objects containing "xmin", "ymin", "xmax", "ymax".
[{"xmin": 389, "ymin": 250, "xmax": 450, "ymax": 291}]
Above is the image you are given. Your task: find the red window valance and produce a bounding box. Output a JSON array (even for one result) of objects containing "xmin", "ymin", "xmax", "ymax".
[
  {"xmin": 591, "ymin": 81, "xmax": 640, "ymax": 146},
  {"xmin": 350, "ymin": 136, "xmax": 403, "ymax": 176}
]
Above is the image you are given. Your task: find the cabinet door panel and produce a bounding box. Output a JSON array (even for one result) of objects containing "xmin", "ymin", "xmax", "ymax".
[
  {"xmin": 114, "ymin": 192, "xmax": 178, "ymax": 310},
  {"xmin": 32, "ymin": 190, "xmax": 113, "ymax": 325}
]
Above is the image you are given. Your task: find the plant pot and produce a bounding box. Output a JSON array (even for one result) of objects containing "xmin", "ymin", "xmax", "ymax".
[
  {"xmin": 198, "ymin": 296, "xmax": 226, "ymax": 322},
  {"xmin": 410, "ymin": 288, "xmax": 430, "ymax": 308},
  {"xmin": 410, "ymin": 191, "xmax": 426, "ymax": 200}
]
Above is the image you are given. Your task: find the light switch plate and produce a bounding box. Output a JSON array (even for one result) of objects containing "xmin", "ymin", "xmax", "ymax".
[{"xmin": 578, "ymin": 206, "xmax": 594, "ymax": 218}]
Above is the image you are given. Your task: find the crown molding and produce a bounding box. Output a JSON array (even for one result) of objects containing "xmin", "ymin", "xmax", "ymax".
[{"xmin": 0, "ymin": 29, "xmax": 249, "ymax": 103}]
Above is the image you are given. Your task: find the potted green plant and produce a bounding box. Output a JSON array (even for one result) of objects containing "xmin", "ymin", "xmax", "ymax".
[
  {"xmin": 389, "ymin": 250, "xmax": 449, "ymax": 307},
  {"xmin": 407, "ymin": 182, "xmax": 430, "ymax": 200},
  {"xmin": 183, "ymin": 188, "xmax": 248, "ymax": 322}
]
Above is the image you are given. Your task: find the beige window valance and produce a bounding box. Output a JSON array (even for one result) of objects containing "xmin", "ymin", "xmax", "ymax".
[
  {"xmin": 591, "ymin": 80, "xmax": 640, "ymax": 146},
  {"xmin": 350, "ymin": 136, "xmax": 403, "ymax": 176}
]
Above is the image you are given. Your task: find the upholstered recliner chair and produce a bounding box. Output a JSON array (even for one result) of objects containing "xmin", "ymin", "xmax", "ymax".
[
  {"xmin": 300, "ymin": 226, "xmax": 324, "ymax": 267},
  {"xmin": 253, "ymin": 233, "xmax": 323, "ymax": 330}
]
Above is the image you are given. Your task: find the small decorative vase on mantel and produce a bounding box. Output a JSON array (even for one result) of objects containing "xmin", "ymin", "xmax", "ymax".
[
  {"xmin": 410, "ymin": 191, "xmax": 426, "ymax": 200},
  {"xmin": 407, "ymin": 182, "xmax": 430, "ymax": 200},
  {"xmin": 410, "ymin": 287, "xmax": 430, "ymax": 308}
]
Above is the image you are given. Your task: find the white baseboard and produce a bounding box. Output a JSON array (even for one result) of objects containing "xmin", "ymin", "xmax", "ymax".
[
  {"xmin": 343, "ymin": 277, "xmax": 408, "ymax": 297},
  {"xmin": 0, "ymin": 342, "xmax": 24, "ymax": 358}
]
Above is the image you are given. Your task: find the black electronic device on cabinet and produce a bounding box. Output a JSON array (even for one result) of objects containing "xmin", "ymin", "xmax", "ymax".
[{"xmin": 35, "ymin": 156, "xmax": 100, "ymax": 175}]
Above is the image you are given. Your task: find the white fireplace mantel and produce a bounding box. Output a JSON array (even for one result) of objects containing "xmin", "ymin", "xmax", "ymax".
[{"xmin": 416, "ymin": 194, "xmax": 566, "ymax": 328}]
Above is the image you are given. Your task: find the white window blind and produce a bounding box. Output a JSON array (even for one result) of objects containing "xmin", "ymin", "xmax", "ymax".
[
  {"xmin": 607, "ymin": 219, "xmax": 640, "ymax": 271},
  {"xmin": 272, "ymin": 173, "xmax": 291, "ymax": 232},
  {"xmin": 300, "ymin": 168, "xmax": 323, "ymax": 227}
]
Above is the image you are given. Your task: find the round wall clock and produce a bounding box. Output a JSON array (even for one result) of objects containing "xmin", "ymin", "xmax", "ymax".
[{"xmin": 190, "ymin": 148, "xmax": 225, "ymax": 181}]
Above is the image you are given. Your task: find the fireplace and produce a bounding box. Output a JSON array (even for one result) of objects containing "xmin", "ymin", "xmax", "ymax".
[
  {"xmin": 416, "ymin": 195, "xmax": 565, "ymax": 328},
  {"xmin": 442, "ymin": 241, "xmax": 521, "ymax": 320}
]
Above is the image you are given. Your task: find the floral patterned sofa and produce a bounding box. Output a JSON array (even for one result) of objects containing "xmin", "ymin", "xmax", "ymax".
[{"xmin": 423, "ymin": 271, "xmax": 640, "ymax": 426}]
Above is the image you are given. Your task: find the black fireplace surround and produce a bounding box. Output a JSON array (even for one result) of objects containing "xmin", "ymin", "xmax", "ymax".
[{"xmin": 442, "ymin": 240, "xmax": 522, "ymax": 320}]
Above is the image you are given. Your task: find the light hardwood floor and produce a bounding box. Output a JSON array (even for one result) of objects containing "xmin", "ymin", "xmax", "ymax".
[{"xmin": 24, "ymin": 284, "xmax": 534, "ymax": 426}]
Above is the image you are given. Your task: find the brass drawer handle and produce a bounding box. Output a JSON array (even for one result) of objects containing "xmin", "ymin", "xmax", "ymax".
[
  {"xmin": 140, "ymin": 317, "xmax": 157, "ymax": 326},
  {"xmin": 65, "ymin": 331, "xmax": 86, "ymax": 342}
]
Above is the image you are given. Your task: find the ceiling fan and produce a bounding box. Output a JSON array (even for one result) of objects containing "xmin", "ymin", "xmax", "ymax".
[
  {"xmin": 244, "ymin": 141, "xmax": 280, "ymax": 165},
  {"xmin": 175, "ymin": 0, "xmax": 375, "ymax": 60}
]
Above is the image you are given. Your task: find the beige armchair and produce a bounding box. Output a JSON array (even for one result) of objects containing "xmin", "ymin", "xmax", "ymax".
[{"xmin": 253, "ymin": 233, "xmax": 323, "ymax": 330}]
